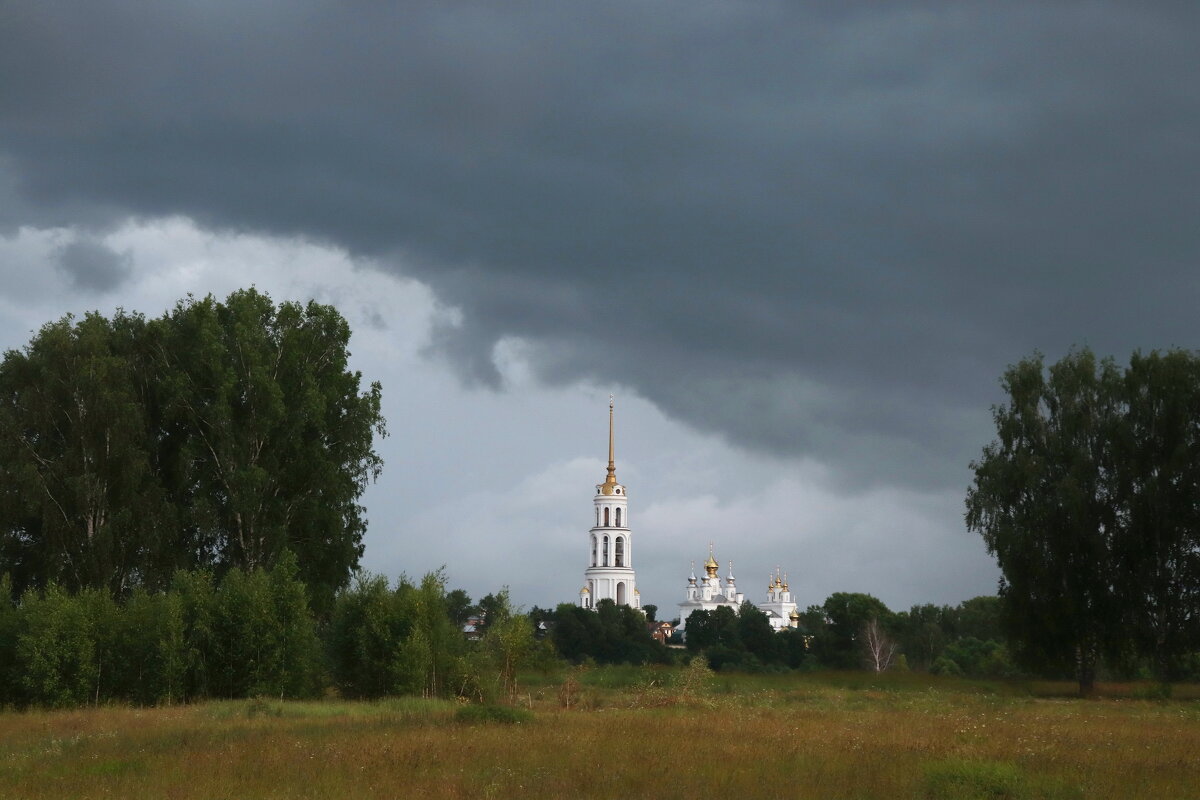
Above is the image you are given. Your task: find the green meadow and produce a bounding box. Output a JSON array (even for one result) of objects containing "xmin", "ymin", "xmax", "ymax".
[{"xmin": 2, "ymin": 669, "xmax": 1198, "ymax": 799}]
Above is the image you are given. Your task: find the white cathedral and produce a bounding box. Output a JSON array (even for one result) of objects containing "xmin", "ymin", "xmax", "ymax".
[
  {"xmin": 576, "ymin": 400, "xmax": 799, "ymax": 632},
  {"xmin": 676, "ymin": 546, "xmax": 800, "ymax": 633}
]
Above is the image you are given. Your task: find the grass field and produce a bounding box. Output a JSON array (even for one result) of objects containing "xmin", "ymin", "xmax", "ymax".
[{"xmin": 1, "ymin": 668, "xmax": 1198, "ymax": 799}]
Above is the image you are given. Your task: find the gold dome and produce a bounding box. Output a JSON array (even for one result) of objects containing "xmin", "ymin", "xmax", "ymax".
[
  {"xmin": 703, "ymin": 544, "xmax": 719, "ymax": 578},
  {"xmin": 580, "ymin": 586, "xmax": 590, "ymax": 594},
  {"xmin": 789, "ymin": 609, "xmax": 800, "ymax": 620}
]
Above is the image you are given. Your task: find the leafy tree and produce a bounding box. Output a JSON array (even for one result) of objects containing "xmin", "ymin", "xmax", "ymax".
[
  {"xmin": 955, "ymin": 596, "xmax": 1004, "ymax": 644},
  {"xmin": 816, "ymin": 592, "xmax": 893, "ymax": 669},
  {"xmin": 776, "ymin": 628, "xmax": 813, "ymax": 670},
  {"xmin": 896, "ymin": 604, "xmax": 951, "ymax": 671},
  {"xmin": 153, "ymin": 290, "xmax": 385, "ymax": 614},
  {"xmin": 683, "ymin": 606, "xmax": 740, "ymax": 654},
  {"xmin": 327, "ymin": 572, "xmax": 406, "ymax": 698},
  {"xmin": 0, "ymin": 290, "xmax": 385, "ymax": 614},
  {"xmin": 736, "ymin": 602, "xmax": 780, "ymax": 664},
  {"xmin": 1115, "ymin": 350, "xmax": 1200, "ymax": 681},
  {"xmin": 475, "ymin": 589, "xmax": 534, "ymax": 702},
  {"xmin": 445, "ymin": 588, "xmax": 474, "ymax": 628},
  {"xmin": 0, "ymin": 575, "xmax": 17, "ymax": 705},
  {"xmin": 171, "ymin": 568, "xmax": 217, "ymax": 701},
  {"xmin": 107, "ymin": 588, "xmax": 187, "ymax": 705},
  {"xmin": 15, "ymin": 584, "xmax": 110, "ymax": 707},
  {"xmin": 643, "ymin": 604, "xmax": 658, "ymax": 623},
  {"xmin": 209, "ymin": 552, "xmax": 319, "ymax": 699},
  {"xmin": 476, "ymin": 591, "xmax": 511, "ymax": 632},
  {"xmin": 862, "ymin": 617, "xmax": 899, "ymax": 673},
  {"xmin": 967, "ymin": 349, "xmax": 1124, "ymax": 694},
  {"xmin": 0, "ymin": 312, "xmax": 173, "ymax": 596},
  {"xmin": 394, "ymin": 571, "xmax": 465, "ymax": 698},
  {"xmin": 551, "ymin": 600, "xmax": 665, "ymax": 665},
  {"xmin": 550, "ymin": 603, "xmax": 603, "ymax": 663},
  {"xmin": 328, "ymin": 570, "xmax": 465, "ymax": 699},
  {"xmin": 940, "ymin": 637, "xmax": 1016, "ymax": 678}
]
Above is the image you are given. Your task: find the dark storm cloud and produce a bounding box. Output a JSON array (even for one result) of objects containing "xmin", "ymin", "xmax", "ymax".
[
  {"xmin": 2, "ymin": 1, "xmax": 1199, "ymax": 488},
  {"xmin": 54, "ymin": 237, "xmax": 131, "ymax": 292}
]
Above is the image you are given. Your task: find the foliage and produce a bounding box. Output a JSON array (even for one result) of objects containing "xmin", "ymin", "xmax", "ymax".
[
  {"xmin": 967, "ymin": 347, "xmax": 1200, "ymax": 691},
  {"xmin": 454, "ymin": 703, "xmax": 533, "ymax": 724},
  {"xmin": 0, "ymin": 556, "xmax": 319, "ymax": 707},
  {"xmin": 0, "ymin": 289, "xmax": 386, "ymax": 614},
  {"xmin": 327, "ymin": 570, "xmax": 466, "ymax": 700},
  {"xmin": 862, "ymin": 617, "xmax": 898, "ymax": 673},
  {"xmin": 1114, "ymin": 350, "xmax": 1200, "ymax": 681},
  {"xmin": 551, "ymin": 600, "xmax": 667, "ymax": 666},
  {"xmin": 814, "ymin": 592, "xmax": 894, "ymax": 669}
]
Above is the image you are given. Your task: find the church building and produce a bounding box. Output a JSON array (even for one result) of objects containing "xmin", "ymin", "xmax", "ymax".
[
  {"xmin": 578, "ymin": 398, "xmax": 641, "ymax": 610},
  {"xmin": 676, "ymin": 545, "xmax": 800, "ymax": 633}
]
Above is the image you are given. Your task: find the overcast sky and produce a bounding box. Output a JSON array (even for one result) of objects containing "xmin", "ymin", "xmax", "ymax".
[{"xmin": 2, "ymin": 2, "xmax": 1198, "ymax": 615}]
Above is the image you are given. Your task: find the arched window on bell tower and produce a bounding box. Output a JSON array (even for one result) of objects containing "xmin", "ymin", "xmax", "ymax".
[
  {"xmin": 590, "ymin": 535, "xmax": 597, "ymax": 566},
  {"xmin": 615, "ymin": 508, "xmax": 622, "ymax": 527},
  {"xmin": 602, "ymin": 535, "xmax": 610, "ymax": 566},
  {"xmin": 615, "ymin": 536, "xmax": 625, "ymax": 567},
  {"xmin": 604, "ymin": 507, "xmax": 610, "ymax": 527}
]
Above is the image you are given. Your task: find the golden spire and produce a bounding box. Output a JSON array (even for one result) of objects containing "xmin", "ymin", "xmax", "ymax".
[
  {"xmin": 704, "ymin": 542, "xmax": 719, "ymax": 577},
  {"xmin": 601, "ymin": 394, "xmax": 619, "ymax": 495}
]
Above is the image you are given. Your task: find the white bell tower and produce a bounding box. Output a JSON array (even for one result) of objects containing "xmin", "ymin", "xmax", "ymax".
[{"xmin": 579, "ymin": 397, "xmax": 640, "ymax": 610}]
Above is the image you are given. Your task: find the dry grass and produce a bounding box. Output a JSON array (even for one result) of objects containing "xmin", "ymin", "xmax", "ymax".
[{"xmin": 1, "ymin": 672, "xmax": 1198, "ymax": 799}]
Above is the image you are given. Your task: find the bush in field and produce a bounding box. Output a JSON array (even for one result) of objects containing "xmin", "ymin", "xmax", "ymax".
[
  {"xmin": 552, "ymin": 599, "xmax": 667, "ymax": 666},
  {"xmin": 940, "ymin": 637, "xmax": 1017, "ymax": 678},
  {"xmin": 107, "ymin": 589, "xmax": 187, "ymax": 705},
  {"xmin": 14, "ymin": 585, "xmax": 113, "ymax": 707},
  {"xmin": 0, "ymin": 575, "xmax": 16, "ymax": 705},
  {"xmin": 0, "ymin": 554, "xmax": 318, "ymax": 707},
  {"xmin": 930, "ymin": 655, "xmax": 964, "ymax": 678},
  {"xmin": 328, "ymin": 571, "xmax": 466, "ymax": 699},
  {"xmin": 210, "ymin": 552, "xmax": 320, "ymax": 699},
  {"xmin": 328, "ymin": 573, "xmax": 406, "ymax": 698},
  {"xmin": 455, "ymin": 703, "xmax": 532, "ymax": 725},
  {"xmin": 171, "ymin": 569, "xmax": 217, "ymax": 702}
]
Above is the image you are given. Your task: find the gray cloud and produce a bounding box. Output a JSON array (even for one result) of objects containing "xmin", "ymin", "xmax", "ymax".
[
  {"xmin": 55, "ymin": 237, "xmax": 132, "ymax": 292},
  {"xmin": 2, "ymin": 1, "xmax": 1199, "ymax": 489}
]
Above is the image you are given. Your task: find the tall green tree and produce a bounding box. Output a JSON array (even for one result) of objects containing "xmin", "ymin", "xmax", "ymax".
[
  {"xmin": 967, "ymin": 349, "xmax": 1124, "ymax": 694},
  {"xmin": 0, "ymin": 312, "xmax": 172, "ymax": 596},
  {"xmin": 815, "ymin": 592, "xmax": 893, "ymax": 669},
  {"xmin": 153, "ymin": 290, "xmax": 385, "ymax": 613},
  {"xmin": 1115, "ymin": 350, "xmax": 1200, "ymax": 680},
  {"xmin": 0, "ymin": 289, "xmax": 385, "ymax": 612}
]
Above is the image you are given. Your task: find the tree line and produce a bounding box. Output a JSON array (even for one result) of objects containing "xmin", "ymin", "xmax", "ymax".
[
  {"xmin": 0, "ymin": 557, "xmax": 554, "ymax": 709},
  {"xmin": 0, "ymin": 290, "xmax": 385, "ymax": 616},
  {"xmin": 675, "ymin": 593, "xmax": 1012, "ymax": 678}
]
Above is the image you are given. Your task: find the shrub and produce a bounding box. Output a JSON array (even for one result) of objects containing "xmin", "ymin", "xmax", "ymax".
[
  {"xmin": 455, "ymin": 703, "xmax": 533, "ymax": 725},
  {"xmin": 930, "ymin": 655, "xmax": 964, "ymax": 677}
]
